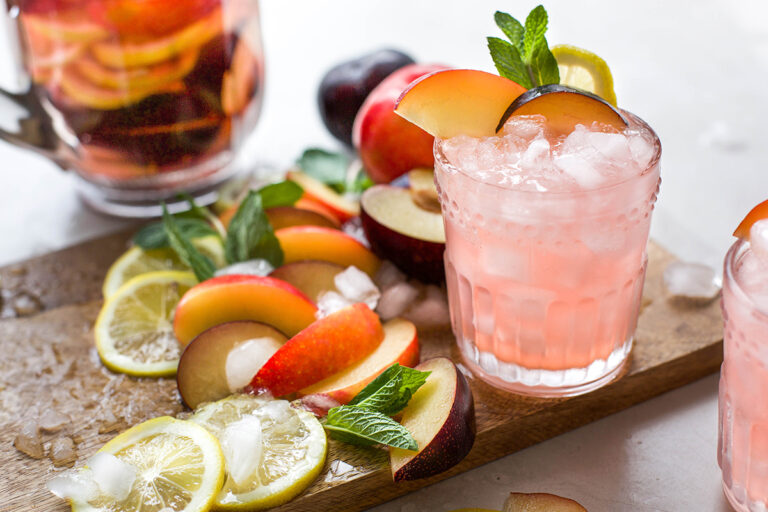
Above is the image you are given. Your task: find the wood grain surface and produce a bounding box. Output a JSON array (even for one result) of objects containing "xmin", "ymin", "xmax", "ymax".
[{"xmin": 0, "ymin": 233, "xmax": 723, "ymax": 512}]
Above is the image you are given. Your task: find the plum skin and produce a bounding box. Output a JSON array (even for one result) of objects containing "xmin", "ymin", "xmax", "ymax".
[
  {"xmin": 392, "ymin": 363, "xmax": 476, "ymax": 482},
  {"xmin": 318, "ymin": 48, "xmax": 414, "ymax": 146}
]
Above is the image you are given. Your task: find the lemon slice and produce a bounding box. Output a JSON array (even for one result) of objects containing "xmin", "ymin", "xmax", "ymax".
[
  {"xmin": 72, "ymin": 416, "xmax": 225, "ymax": 512},
  {"xmin": 190, "ymin": 395, "xmax": 327, "ymax": 510},
  {"xmin": 103, "ymin": 236, "xmax": 224, "ymax": 298},
  {"xmin": 552, "ymin": 44, "xmax": 617, "ymax": 106},
  {"xmin": 95, "ymin": 271, "xmax": 196, "ymax": 377}
]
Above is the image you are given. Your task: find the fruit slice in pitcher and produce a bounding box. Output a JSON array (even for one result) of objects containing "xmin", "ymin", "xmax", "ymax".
[
  {"xmin": 74, "ymin": 48, "xmax": 199, "ymax": 90},
  {"xmin": 92, "ymin": 0, "xmax": 218, "ymax": 38},
  {"xmin": 91, "ymin": 6, "xmax": 223, "ymax": 68}
]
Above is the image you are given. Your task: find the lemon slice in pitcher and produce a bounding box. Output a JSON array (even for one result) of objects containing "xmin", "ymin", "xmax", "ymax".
[
  {"xmin": 190, "ymin": 395, "xmax": 327, "ymax": 510},
  {"xmin": 552, "ymin": 44, "xmax": 617, "ymax": 106},
  {"xmin": 95, "ymin": 271, "xmax": 196, "ymax": 377},
  {"xmin": 72, "ymin": 417, "xmax": 225, "ymax": 512},
  {"xmin": 103, "ymin": 236, "xmax": 224, "ymax": 298}
]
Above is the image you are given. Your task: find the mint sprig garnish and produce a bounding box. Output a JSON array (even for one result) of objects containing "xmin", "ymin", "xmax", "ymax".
[
  {"xmin": 487, "ymin": 5, "xmax": 559, "ymax": 89},
  {"xmin": 257, "ymin": 180, "xmax": 303, "ymax": 209},
  {"xmin": 224, "ymin": 190, "xmax": 284, "ymax": 268},
  {"xmin": 133, "ymin": 218, "xmax": 217, "ymax": 250},
  {"xmin": 161, "ymin": 204, "xmax": 216, "ymax": 282},
  {"xmin": 323, "ymin": 363, "xmax": 430, "ymax": 450}
]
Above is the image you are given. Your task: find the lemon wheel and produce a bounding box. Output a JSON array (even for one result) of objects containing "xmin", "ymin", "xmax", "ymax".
[
  {"xmin": 103, "ymin": 236, "xmax": 224, "ymax": 298},
  {"xmin": 190, "ymin": 395, "xmax": 327, "ymax": 510},
  {"xmin": 552, "ymin": 44, "xmax": 617, "ymax": 106},
  {"xmin": 95, "ymin": 271, "xmax": 196, "ymax": 377},
  {"xmin": 72, "ymin": 416, "xmax": 225, "ymax": 512}
]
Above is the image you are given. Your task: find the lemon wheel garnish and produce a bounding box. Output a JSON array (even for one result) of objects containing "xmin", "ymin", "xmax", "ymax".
[
  {"xmin": 103, "ymin": 236, "xmax": 224, "ymax": 298},
  {"xmin": 190, "ymin": 395, "xmax": 327, "ymax": 510},
  {"xmin": 95, "ymin": 271, "xmax": 196, "ymax": 377},
  {"xmin": 72, "ymin": 417, "xmax": 225, "ymax": 512},
  {"xmin": 552, "ymin": 44, "xmax": 617, "ymax": 106}
]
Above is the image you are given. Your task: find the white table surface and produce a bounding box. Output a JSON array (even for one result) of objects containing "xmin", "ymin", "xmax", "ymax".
[{"xmin": 2, "ymin": 1, "xmax": 767, "ymax": 510}]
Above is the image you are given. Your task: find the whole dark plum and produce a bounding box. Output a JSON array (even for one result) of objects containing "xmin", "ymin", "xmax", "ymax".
[{"xmin": 318, "ymin": 48, "xmax": 415, "ymax": 146}]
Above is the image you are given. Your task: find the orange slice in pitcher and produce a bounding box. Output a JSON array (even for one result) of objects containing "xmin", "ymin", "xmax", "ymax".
[
  {"xmin": 59, "ymin": 67, "xmax": 185, "ymax": 110},
  {"xmin": 74, "ymin": 48, "xmax": 199, "ymax": 90},
  {"xmin": 91, "ymin": 7, "xmax": 223, "ymax": 68}
]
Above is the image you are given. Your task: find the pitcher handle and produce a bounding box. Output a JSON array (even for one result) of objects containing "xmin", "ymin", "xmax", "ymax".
[{"xmin": 0, "ymin": 1, "xmax": 71, "ymax": 168}]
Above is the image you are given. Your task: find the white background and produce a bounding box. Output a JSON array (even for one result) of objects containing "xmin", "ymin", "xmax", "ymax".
[{"xmin": 2, "ymin": 1, "xmax": 768, "ymax": 510}]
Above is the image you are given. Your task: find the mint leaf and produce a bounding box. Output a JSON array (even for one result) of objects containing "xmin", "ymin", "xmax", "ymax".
[
  {"xmin": 523, "ymin": 5, "xmax": 548, "ymax": 60},
  {"xmin": 346, "ymin": 166, "xmax": 374, "ymax": 195},
  {"xmin": 348, "ymin": 363, "xmax": 431, "ymax": 416},
  {"xmin": 487, "ymin": 37, "xmax": 532, "ymax": 89},
  {"xmin": 297, "ymin": 148, "xmax": 349, "ymax": 186},
  {"xmin": 178, "ymin": 193, "xmax": 227, "ymax": 238},
  {"xmin": 324, "ymin": 406, "xmax": 418, "ymax": 450},
  {"xmin": 258, "ymin": 180, "xmax": 303, "ymax": 209},
  {"xmin": 133, "ymin": 218, "xmax": 216, "ymax": 249},
  {"xmin": 494, "ymin": 11, "xmax": 524, "ymax": 52},
  {"xmin": 488, "ymin": 5, "xmax": 559, "ymax": 89},
  {"xmin": 224, "ymin": 190, "xmax": 283, "ymax": 267},
  {"xmin": 531, "ymin": 36, "xmax": 559, "ymax": 87},
  {"xmin": 162, "ymin": 205, "xmax": 216, "ymax": 282}
]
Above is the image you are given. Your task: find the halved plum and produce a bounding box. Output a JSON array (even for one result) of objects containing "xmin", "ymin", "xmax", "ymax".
[
  {"xmin": 496, "ymin": 84, "xmax": 627, "ymax": 136},
  {"xmin": 177, "ymin": 321, "xmax": 286, "ymax": 409},
  {"xmin": 268, "ymin": 261, "xmax": 345, "ymax": 303},
  {"xmin": 361, "ymin": 185, "xmax": 445, "ymax": 283}
]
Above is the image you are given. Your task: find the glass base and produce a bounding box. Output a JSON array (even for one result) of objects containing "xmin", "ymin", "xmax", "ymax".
[
  {"xmin": 459, "ymin": 337, "xmax": 633, "ymax": 398},
  {"xmin": 74, "ymin": 159, "xmax": 244, "ymax": 218},
  {"xmin": 723, "ymin": 481, "xmax": 767, "ymax": 512}
]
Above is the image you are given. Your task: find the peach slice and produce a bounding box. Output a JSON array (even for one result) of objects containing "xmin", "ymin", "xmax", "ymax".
[
  {"xmin": 275, "ymin": 226, "xmax": 381, "ymax": 277},
  {"xmin": 74, "ymin": 48, "xmax": 199, "ymax": 90},
  {"xmin": 91, "ymin": 7, "xmax": 222, "ymax": 68},
  {"xmin": 249, "ymin": 303, "xmax": 384, "ymax": 397},
  {"xmin": 299, "ymin": 318, "xmax": 419, "ymax": 403},
  {"xmin": 219, "ymin": 204, "xmax": 340, "ymax": 231},
  {"xmin": 361, "ymin": 185, "xmax": 445, "ymax": 282},
  {"xmin": 503, "ymin": 493, "xmax": 587, "ymax": 512},
  {"xmin": 22, "ymin": 13, "xmax": 109, "ymax": 44},
  {"xmin": 59, "ymin": 67, "xmax": 185, "ymax": 110},
  {"xmin": 286, "ymin": 170, "xmax": 360, "ymax": 222},
  {"xmin": 173, "ymin": 275, "xmax": 317, "ymax": 346},
  {"xmin": 734, "ymin": 199, "xmax": 768, "ymax": 239},
  {"xmin": 497, "ymin": 84, "xmax": 628, "ymax": 136},
  {"xmin": 222, "ymin": 39, "xmax": 258, "ymax": 116},
  {"xmin": 294, "ymin": 197, "xmax": 343, "ymax": 224},
  {"xmin": 390, "ymin": 357, "xmax": 475, "ymax": 482},
  {"xmin": 268, "ymin": 261, "xmax": 345, "ymax": 303},
  {"xmin": 176, "ymin": 321, "xmax": 286, "ymax": 409},
  {"xmin": 394, "ymin": 69, "xmax": 526, "ymax": 138}
]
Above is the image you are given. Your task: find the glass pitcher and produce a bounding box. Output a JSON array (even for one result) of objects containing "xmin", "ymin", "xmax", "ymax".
[{"xmin": 0, "ymin": 0, "xmax": 264, "ymax": 216}]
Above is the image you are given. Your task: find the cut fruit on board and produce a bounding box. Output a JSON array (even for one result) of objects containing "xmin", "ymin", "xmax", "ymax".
[{"xmin": 94, "ymin": 270, "xmax": 197, "ymax": 377}]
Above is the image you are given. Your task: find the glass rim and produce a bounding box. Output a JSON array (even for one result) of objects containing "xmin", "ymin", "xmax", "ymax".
[
  {"xmin": 724, "ymin": 238, "xmax": 768, "ymax": 320},
  {"xmin": 433, "ymin": 109, "xmax": 662, "ymax": 197}
]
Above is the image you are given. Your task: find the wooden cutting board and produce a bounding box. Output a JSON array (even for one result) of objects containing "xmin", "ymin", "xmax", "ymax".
[{"xmin": 0, "ymin": 232, "xmax": 723, "ymax": 512}]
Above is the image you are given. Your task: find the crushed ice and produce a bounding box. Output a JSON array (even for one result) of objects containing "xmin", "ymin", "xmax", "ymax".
[
  {"xmin": 220, "ymin": 415, "xmax": 263, "ymax": 486},
  {"xmin": 663, "ymin": 261, "xmax": 721, "ymax": 301},
  {"xmin": 88, "ymin": 452, "xmax": 137, "ymax": 501},
  {"xmin": 751, "ymin": 220, "xmax": 768, "ymax": 265},
  {"xmin": 225, "ymin": 337, "xmax": 281, "ymax": 392},
  {"xmin": 316, "ymin": 266, "xmax": 380, "ymax": 318},
  {"xmin": 214, "ymin": 259, "xmax": 274, "ymax": 277},
  {"xmin": 441, "ymin": 115, "xmax": 655, "ymax": 191}
]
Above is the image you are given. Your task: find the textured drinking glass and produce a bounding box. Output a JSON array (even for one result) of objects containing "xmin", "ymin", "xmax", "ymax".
[
  {"xmin": 719, "ymin": 239, "xmax": 768, "ymax": 511},
  {"xmin": 435, "ymin": 113, "xmax": 661, "ymax": 397},
  {"xmin": 1, "ymin": 0, "xmax": 263, "ymax": 216}
]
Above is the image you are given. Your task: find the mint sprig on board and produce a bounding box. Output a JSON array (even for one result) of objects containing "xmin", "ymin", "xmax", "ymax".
[
  {"xmin": 224, "ymin": 190, "xmax": 284, "ymax": 268},
  {"xmin": 323, "ymin": 363, "xmax": 430, "ymax": 449},
  {"xmin": 487, "ymin": 5, "xmax": 559, "ymax": 89},
  {"xmin": 161, "ymin": 204, "xmax": 217, "ymax": 282}
]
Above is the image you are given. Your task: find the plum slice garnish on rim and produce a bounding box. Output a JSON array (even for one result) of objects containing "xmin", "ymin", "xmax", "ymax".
[{"xmin": 495, "ymin": 83, "xmax": 628, "ymax": 136}]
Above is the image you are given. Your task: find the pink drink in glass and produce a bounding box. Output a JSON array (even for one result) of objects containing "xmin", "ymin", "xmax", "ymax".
[
  {"xmin": 719, "ymin": 228, "xmax": 768, "ymax": 510},
  {"xmin": 435, "ymin": 113, "xmax": 661, "ymax": 397}
]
